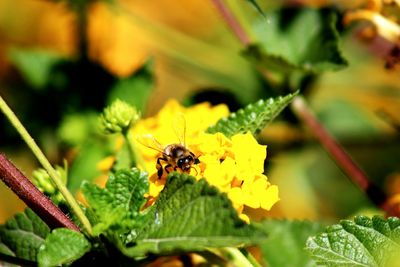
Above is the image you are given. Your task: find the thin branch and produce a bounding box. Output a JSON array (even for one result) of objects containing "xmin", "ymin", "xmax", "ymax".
[
  {"xmin": 0, "ymin": 95, "xmax": 93, "ymax": 235},
  {"xmin": 0, "ymin": 153, "xmax": 80, "ymax": 231},
  {"xmin": 211, "ymin": 0, "xmax": 251, "ymax": 46},
  {"xmin": 291, "ymin": 97, "xmax": 388, "ymax": 210}
]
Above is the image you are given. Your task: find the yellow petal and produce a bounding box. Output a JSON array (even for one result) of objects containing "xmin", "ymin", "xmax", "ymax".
[
  {"xmin": 227, "ymin": 187, "xmax": 244, "ymax": 208},
  {"xmin": 231, "ymin": 132, "xmax": 266, "ymax": 174},
  {"xmin": 260, "ymin": 185, "xmax": 280, "ymax": 210},
  {"xmin": 239, "ymin": 213, "xmax": 250, "ymax": 223}
]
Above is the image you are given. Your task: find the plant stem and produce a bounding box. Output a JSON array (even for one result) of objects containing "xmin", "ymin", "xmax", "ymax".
[
  {"xmin": 0, "ymin": 95, "xmax": 93, "ymax": 235},
  {"xmin": 240, "ymin": 248, "xmax": 262, "ymax": 267},
  {"xmin": 198, "ymin": 250, "xmax": 229, "ymax": 266},
  {"xmin": 290, "ymin": 96, "xmax": 389, "ymax": 210},
  {"xmin": 0, "ymin": 153, "xmax": 80, "ymax": 231},
  {"xmin": 211, "ymin": 0, "xmax": 251, "ymax": 46},
  {"xmin": 222, "ymin": 247, "xmax": 257, "ymax": 267},
  {"xmin": 123, "ymin": 130, "xmax": 147, "ymax": 172}
]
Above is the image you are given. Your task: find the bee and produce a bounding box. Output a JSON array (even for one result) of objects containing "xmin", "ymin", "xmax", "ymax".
[{"xmin": 136, "ymin": 115, "xmax": 200, "ymax": 178}]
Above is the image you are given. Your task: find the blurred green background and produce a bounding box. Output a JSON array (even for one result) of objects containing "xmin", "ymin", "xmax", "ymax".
[{"xmin": 0, "ymin": 0, "xmax": 400, "ymax": 224}]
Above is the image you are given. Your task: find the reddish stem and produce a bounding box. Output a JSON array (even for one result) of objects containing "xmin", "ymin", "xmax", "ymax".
[
  {"xmin": 291, "ymin": 98, "xmax": 369, "ymax": 189},
  {"xmin": 0, "ymin": 153, "xmax": 80, "ymax": 231},
  {"xmin": 291, "ymin": 97, "xmax": 388, "ymax": 210},
  {"xmin": 211, "ymin": 0, "xmax": 251, "ymax": 46}
]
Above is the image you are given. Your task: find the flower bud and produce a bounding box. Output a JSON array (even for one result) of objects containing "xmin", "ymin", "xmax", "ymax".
[
  {"xmin": 99, "ymin": 99, "xmax": 140, "ymax": 134},
  {"xmin": 32, "ymin": 166, "xmax": 67, "ymax": 205}
]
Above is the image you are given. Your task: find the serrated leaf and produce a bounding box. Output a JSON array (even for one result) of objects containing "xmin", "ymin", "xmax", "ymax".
[
  {"xmin": 0, "ymin": 209, "xmax": 50, "ymax": 262},
  {"xmin": 245, "ymin": 8, "xmax": 347, "ymax": 73},
  {"xmin": 8, "ymin": 48, "xmax": 63, "ymax": 89},
  {"xmin": 81, "ymin": 168, "xmax": 149, "ymax": 234},
  {"xmin": 37, "ymin": 228, "xmax": 91, "ymax": 267},
  {"xmin": 259, "ymin": 220, "xmax": 325, "ymax": 267},
  {"xmin": 306, "ymin": 216, "xmax": 400, "ymax": 267},
  {"xmin": 118, "ymin": 173, "xmax": 266, "ymax": 257},
  {"xmin": 207, "ymin": 91, "xmax": 297, "ymax": 137}
]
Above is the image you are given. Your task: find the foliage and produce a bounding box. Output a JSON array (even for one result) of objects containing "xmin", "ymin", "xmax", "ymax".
[
  {"xmin": 117, "ymin": 173, "xmax": 266, "ymax": 257},
  {"xmin": 8, "ymin": 49, "xmax": 65, "ymax": 90},
  {"xmin": 106, "ymin": 62, "xmax": 154, "ymax": 113},
  {"xmin": 307, "ymin": 216, "xmax": 400, "ymax": 267},
  {"xmin": 0, "ymin": 209, "xmax": 49, "ymax": 262},
  {"xmin": 207, "ymin": 91, "xmax": 298, "ymax": 137},
  {"xmin": 37, "ymin": 228, "xmax": 91, "ymax": 267},
  {"xmin": 0, "ymin": 0, "xmax": 398, "ymax": 266},
  {"xmin": 259, "ymin": 219, "xmax": 325, "ymax": 267},
  {"xmin": 81, "ymin": 168, "xmax": 149, "ymax": 235},
  {"xmin": 246, "ymin": 8, "xmax": 347, "ymax": 74},
  {"xmin": 245, "ymin": 0, "xmax": 265, "ymax": 17}
]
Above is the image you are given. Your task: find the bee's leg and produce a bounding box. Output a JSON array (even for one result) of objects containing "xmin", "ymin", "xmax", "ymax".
[
  {"xmin": 164, "ymin": 164, "xmax": 173, "ymax": 174},
  {"xmin": 156, "ymin": 157, "xmax": 168, "ymax": 178},
  {"xmin": 190, "ymin": 166, "xmax": 199, "ymax": 176}
]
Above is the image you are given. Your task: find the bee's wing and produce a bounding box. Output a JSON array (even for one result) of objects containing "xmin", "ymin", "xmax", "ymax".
[
  {"xmin": 173, "ymin": 113, "xmax": 186, "ymax": 145},
  {"xmin": 136, "ymin": 134, "xmax": 165, "ymax": 154}
]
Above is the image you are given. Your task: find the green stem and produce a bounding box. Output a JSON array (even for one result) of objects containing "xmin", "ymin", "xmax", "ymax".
[
  {"xmin": 222, "ymin": 248, "xmax": 258, "ymax": 267},
  {"xmin": 0, "ymin": 95, "xmax": 93, "ymax": 236},
  {"xmin": 123, "ymin": 130, "xmax": 147, "ymax": 172},
  {"xmin": 240, "ymin": 248, "xmax": 262, "ymax": 267},
  {"xmin": 199, "ymin": 250, "xmax": 229, "ymax": 266}
]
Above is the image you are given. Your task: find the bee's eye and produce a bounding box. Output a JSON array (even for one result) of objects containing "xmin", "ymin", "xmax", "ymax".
[
  {"xmin": 187, "ymin": 156, "xmax": 193, "ymax": 161},
  {"xmin": 177, "ymin": 159, "xmax": 185, "ymax": 167}
]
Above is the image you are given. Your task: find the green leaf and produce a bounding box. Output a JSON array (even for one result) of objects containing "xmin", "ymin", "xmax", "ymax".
[
  {"xmin": 57, "ymin": 112, "xmax": 99, "ymax": 146},
  {"xmin": 245, "ymin": 0, "xmax": 265, "ymax": 17},
  {"xmin": 81, "ymin": 168, "xmax": 149, "ymax": 235},
  {"xmin": 306, "ymin": 216, "xmax": 400, "ymax": 267},
  {"xmin": 8, "ymin": 48, "xmax": 63, "ymax": 89},
  {"xmin": 245, "ymin": 8, "xmax": 347, "ymax": 73},
  {"xmin": 37, "ymin": 228, "xmax": 91, "ymax": 267},
  {"xmin": 67, "ymin": 139, "xmax": 111, "ymax": 194},
  {"xmin": 207, "ymin": 91, "xmax": 297, "ymax": 137},
  {"xmin": 119, "ymin": 173, "xmax": 266, "ymax": 257},
  {"xmin": 107, "ymin": 62, "xmax": 154, "ymax": 113},
  {"xmin": 0, "ymin": 209, "xmax": 50, "ymax": 261},
  {"xmin": 259, "ymin": 220, "xmax": 325, "ymax": 267}
]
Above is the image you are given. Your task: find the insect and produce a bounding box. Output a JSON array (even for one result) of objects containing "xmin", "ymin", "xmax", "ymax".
[{"xmin": 136, "ymin": 115, "xmax": 200, "ymax": 178}]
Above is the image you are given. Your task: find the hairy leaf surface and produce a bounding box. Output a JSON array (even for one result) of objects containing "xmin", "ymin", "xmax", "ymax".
[
  {"xmin": 207, "ymin": 92, "xmax": 297, "ymax": 137},
  {"xmin": 81, "ymin": 168, "xmax": 148, "ymax": 235},
  {"xmin": 306, "ymin": 216, "xmax": 400, "ymax": 267},
  {"xmin": 37, "ymin": 228, "xmax": 90, "ymax": 267},
  {"xmin": 0, "ymin": 209, "xmax": 50, "ymax": 261},
  {"xmin": 119, "ymin": 173, "xmax": 266, "ymax": 257}
]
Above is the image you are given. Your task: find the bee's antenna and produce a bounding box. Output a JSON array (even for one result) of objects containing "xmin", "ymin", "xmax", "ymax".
[{"xmin": 173, "ymin": 113, "xmax": 187, "ymax": 145}]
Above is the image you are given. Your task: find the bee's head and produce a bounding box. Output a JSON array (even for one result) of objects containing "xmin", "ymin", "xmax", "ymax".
[{"xmin": 177, "ymin": 155, "xmax": 194, "ymax": 171}]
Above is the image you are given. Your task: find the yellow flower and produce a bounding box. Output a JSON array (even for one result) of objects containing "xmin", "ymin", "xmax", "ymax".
[
  {"xmin": 131, "ymin": 99, "xmax": 279, "ymax": 219},
  {"xmin": 343, "ymin": 0, "xmax": 400, "ymax": 43}
]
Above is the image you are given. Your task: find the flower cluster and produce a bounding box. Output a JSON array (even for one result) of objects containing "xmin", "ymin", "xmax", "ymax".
[{"xmin": 131, "ymin": 100, "xmax": 279, "ymax": 221}]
